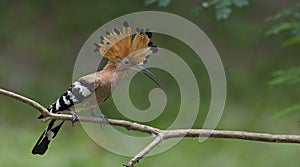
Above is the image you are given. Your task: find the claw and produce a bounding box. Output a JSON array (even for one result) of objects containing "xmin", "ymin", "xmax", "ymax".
[
  {"xmin": 68, "ymin": 110, "xmax": 79, "ymax": 127},
  {"xmin": 89, "ymin": 109, "xmax": 109, "ymax": 129},
  {"xmin": 100, "ymin": 114, "xmax": 109, "ymax": 124},
  {"xmin": 99, "ymin": 114, "xmax": 109, "ymax": 129}
]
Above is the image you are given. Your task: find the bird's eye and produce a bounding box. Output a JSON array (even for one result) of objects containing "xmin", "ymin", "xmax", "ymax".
[{"xmin": 122, "ymin": 58, "xmax": 129, "ymax": 65}]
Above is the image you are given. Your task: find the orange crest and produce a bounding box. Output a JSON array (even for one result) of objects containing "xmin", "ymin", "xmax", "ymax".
[{"xmin": 94, "ymin": 21, "xmax": 157, "ymax": 65}]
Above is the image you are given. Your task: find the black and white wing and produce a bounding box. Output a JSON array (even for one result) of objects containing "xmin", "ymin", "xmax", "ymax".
[{"xmin": 41, "ymin": 78, "xmax": 95, "ymax": 117}]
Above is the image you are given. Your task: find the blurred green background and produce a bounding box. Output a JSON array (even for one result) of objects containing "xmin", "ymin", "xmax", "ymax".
[{"xmin": 1, "ymin": 0, "xmax": 300, "ymax": 167}]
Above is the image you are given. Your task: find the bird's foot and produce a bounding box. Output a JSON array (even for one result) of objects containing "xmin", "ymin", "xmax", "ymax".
[
  {"xmin": 89, "ymin": 110, "xmax": 109, "ymax": 128},
  {"xmin": 99, "ymin": 114, "xmax": 109, "ymax": 129},
  {"xmin": 100, "ymin": 114, "xmax": 109, "ymax": 124},
  {"xmin": 91, "ymin": 113, "xmax": 109, "ymax": 129},
  {"xmin": 68, "ymin": 110, "xmax": 79, "ymax": 127}
]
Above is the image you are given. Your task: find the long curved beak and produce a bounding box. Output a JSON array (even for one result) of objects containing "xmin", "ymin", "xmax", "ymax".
[{"xmin": 130, "ymin": 65, "xmax": 160, "ymax": 86}]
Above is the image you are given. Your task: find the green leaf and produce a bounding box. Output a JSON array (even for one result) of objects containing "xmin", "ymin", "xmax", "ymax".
[
  {"xmin": 215, "ymin": 0, "xmax": 231, "ymax": 8},
  {"xmin": 215, "ymin": 7, "xmax": 232, "ymax": 21},
  {"xmin": 282, "ymin": 37, "xmax": 300, "ymax": 46},
  {"xmin": 200, "ymin": 0, "xmax": 249, "ymax": 20},
  {"xmin": 158, "ymin": 0, "xmax": 171, "ymax": 7},
  {"xmin": 293, "ymin": 12, "xmax": 300, "ymax": 19},
  {"xmin": 265, "ymin": 8, "xmax": 293, "ymax": 22},
  {"xmin": 202, "ymin": 0, "xmax": 220, "ymax": 8},
  {"xmin": 292, "ymin": 22, "xmax": 300, "ymax": 37},
  {"xmin": 232, "ymin": 0, "xmax": 249, "ymax": 8},
  {"xmin": 144, "ymin": 0, "xmax": 158, "ymax": 5},
  {"xmin": 202, "ymin": 2, "xmax": 210, "ymax": 8},
  {"xmin": 265, "ymin": 3, "xmax": 300, "ymax": 22},
  {"xmin": 265, "ymin": 22, "xmax": 293, "ymax": 36},
  {"xmin": 265, "ymin": 3, "xmax": 300, "ymax": 45},
  {"xmin": 273, "ymin": 105, "xmax": 300, "ymax": 119},
  {"xmin": 193, "ymin": 6, "xmax": 203, "ymax": 17},
  {"xmin": 269, "ymin": 67, "xmax": 300, "ymax": 86},
  {"xmin": 144, "ymin": 0, "xmax": 171, "ymax": 7}
]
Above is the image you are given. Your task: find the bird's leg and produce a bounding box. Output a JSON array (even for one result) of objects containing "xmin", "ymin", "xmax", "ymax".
[
  {"xmin": 96, "ymin": 113, "xmax": 109, "ymax": 129},
  {"xmin": 99, "ymin": 114, "xmax": 109, "ymax": 129},
  {"xmin": 89, "ymin": 108, "xmax": 109, "ymax": 129},
  {"xmin": 67, "ymin": 109, "xmax": 79, "ymax": 127},
  {"xmin": 89, "ymin": 107, "xmax": 97, "ymax": 117}
]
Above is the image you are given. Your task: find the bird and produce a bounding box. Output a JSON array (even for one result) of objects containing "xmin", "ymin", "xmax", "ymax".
[{"xmin": 31, "ymin": 21, "xmax": 159, "ymax": 155}]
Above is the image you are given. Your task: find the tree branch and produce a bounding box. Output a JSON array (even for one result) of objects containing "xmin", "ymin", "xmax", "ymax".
[
  {"xmin": 123, "ymin": 129, "xmax": 300, "ymax": 167},
  {"xmin": 124, "ymin": 134, "xmax": 163, "ymax": 167},
  {"xmin": 1, "ymin": 87, "xmax": 300, "ymax": 167}
]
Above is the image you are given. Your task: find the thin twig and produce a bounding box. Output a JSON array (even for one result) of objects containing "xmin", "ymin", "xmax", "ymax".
[
  {"xmin": 124, "ymin": 134, "xmax": 163, "ymax": 167},
  {"xmin": 1, "ymin": 87, "xmax": 300, "ymax": 167},
  {"xmin": 163, "ymin": 129, "xmax": 300, "ymax": 143},
  {"xmin": 0, "ymin": 88, "xmax": 49, "ymax": 115}
]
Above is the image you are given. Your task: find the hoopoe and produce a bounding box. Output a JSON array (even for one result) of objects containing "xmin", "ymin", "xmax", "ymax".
[{"xmin": 32, "ymin": 21, "xmax": 159, "ymax": 155}]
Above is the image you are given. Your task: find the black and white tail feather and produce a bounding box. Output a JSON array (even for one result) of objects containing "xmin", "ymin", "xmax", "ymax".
[{"xmin": 31, "ymin": 120, "xmax": 64, "ymax": 154}]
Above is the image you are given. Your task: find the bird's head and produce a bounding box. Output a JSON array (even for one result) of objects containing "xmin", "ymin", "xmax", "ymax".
[
  {"xmin": 115, "ymin": 51, "xmax": 159, "ymax": 85},
  {"xmin": 95, "ymin": 21, "xmax": 160, "ymax": 85}
]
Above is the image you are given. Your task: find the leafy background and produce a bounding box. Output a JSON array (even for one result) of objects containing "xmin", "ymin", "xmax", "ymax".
[{"xmin": 0, "ymin": 0, "xmax": 300, "ymax": 166}]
